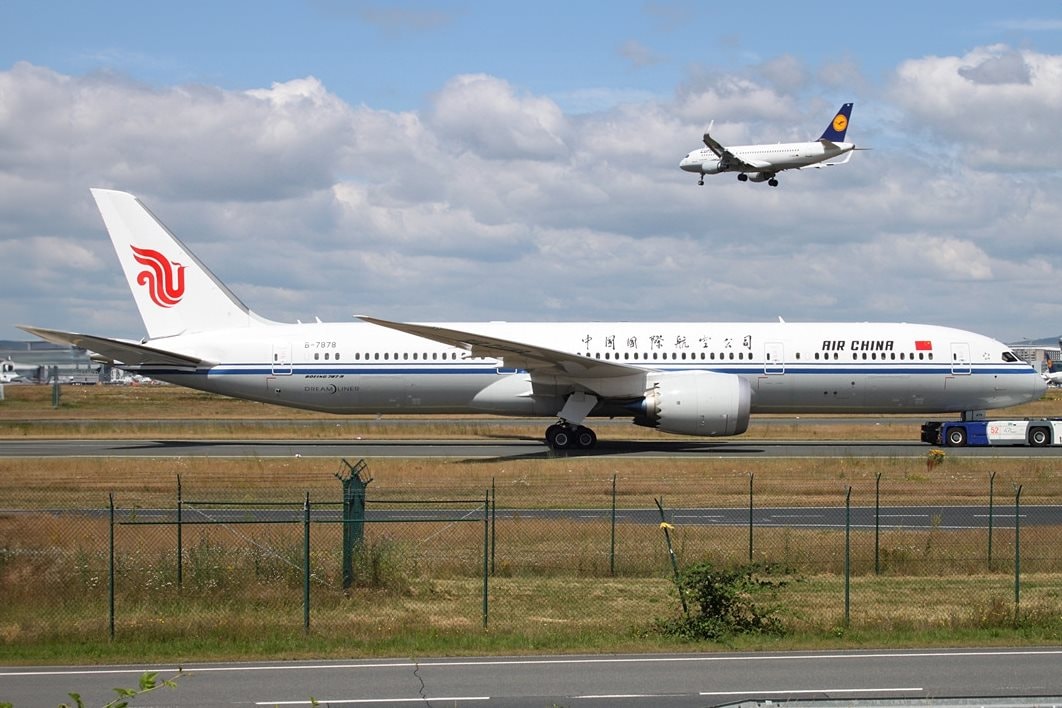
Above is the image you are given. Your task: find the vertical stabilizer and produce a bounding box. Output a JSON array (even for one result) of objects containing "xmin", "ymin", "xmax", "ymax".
[
  {"xmin": 90, "ymin": 189, "xmax": 273, "ymax": 339},
  {"xmin": 818, "ymin": 103, "xmax": 853, "ymax": 142}
]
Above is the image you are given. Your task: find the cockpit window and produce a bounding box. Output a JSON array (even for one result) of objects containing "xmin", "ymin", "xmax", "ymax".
[{"xmin": 1002, "ymin": 351, "xmax": 1019, "ymax": 363}]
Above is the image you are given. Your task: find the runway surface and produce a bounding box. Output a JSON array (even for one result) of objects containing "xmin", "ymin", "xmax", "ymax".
[
  {"xmin": 4, "ymin": 648, "xmax": 1062, "ymax": 707},
  {"xmin": 2, "ymin": 437, "xmax": 1060, "ymax": 459},
  {"xmin": 12, "ymin": 504, "xmax": 1057, "ymax": 530}
]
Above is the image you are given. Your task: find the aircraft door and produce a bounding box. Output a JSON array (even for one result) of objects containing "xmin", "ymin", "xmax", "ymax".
[
  {"xmin": 763, "ymin": 342, "xmax": 785, "ymax": 375},
  {"xmin": 271, "ymin": 343, "xmax": 293, "ymax": 375},
  {"xmin": 950, "ymin": 342, "xmax": 972, "ymax": 375}
]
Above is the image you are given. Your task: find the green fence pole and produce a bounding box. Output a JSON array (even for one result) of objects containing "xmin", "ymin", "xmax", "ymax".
[
  {"xmin": 303, "ymin": 492, "xmax": 310, "ymax": 633},
  {"xmin": 176, "ymin": 474, "xmax": 183, "ymax": 590},
  {"xmin": 490, "ymin": 478, "xmax": 496, "ymax": 577},
  {"xmin": 874, "ymin": 472, "xmax": 881, "ymax": 575},
  {"xmin": 748, "ymin": 473, "xmax": 754, "ymax": 563},
  {"xmin": 483, "ymin": 490, "xmax": 489, "ymax": 629},
  {"xmin": 988, "ymin": 471, "xmax": 996, "ymax": 570},
  {"xmin": 844, "ymin": 486, "xmax": 852, "ymax": 628},
  {"xmin": 1014, "ymin": 484, "xmax": 1022, "ymax": 623},
  {"xmin": 610, "ymin": 474, "xmax": 617, "ymax": 577},
  {"xmin": 109, "ymin": 492, "xmax": 115, "ymax": 641},
  {"xmin": 336, "ymin": 459, "xmax": 370, "ymax": 590}
]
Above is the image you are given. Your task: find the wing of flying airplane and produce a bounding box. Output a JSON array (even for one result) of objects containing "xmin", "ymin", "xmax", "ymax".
[
  {"xmin": 17, "ymin": 325, "xmax": 208, "ymax": 369},
  {"xmin": 701, "ymin": 132, "xmax": 769, "ymax": 171},
  {"xmin": 356, "ymin": 315, "xmax": 644, "ymax": 384}
]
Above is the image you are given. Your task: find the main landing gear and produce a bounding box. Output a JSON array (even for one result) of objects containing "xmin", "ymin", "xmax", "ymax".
[
  {"xmin": 545, "ymin": 422, "xmax": 597, "ymax": 450},
  {"xmin": 737, "ymin": 173, "xmax": 779, "ymax": 187}
]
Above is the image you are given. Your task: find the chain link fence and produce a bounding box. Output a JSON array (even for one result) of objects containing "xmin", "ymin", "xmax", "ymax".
[{"xmin": 2, "ymin": 459, "xmax": 1060, "ymax": 647}]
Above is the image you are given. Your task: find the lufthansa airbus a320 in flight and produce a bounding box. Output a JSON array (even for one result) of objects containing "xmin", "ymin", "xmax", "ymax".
[
  {"xmin": 21, "ymin": 190, "xmax": 1043, "ymax": 450},
  {"xmin": 680, "ymin": 103, "xmax": 861, "ymax": 187}
]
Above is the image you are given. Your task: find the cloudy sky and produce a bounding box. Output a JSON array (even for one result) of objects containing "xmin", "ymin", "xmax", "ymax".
[{"xmin": 2, "ymin": 2, "xmax": 1061, "ymax": 344}]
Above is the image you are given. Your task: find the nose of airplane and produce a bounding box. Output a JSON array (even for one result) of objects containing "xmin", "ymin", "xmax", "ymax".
[{"xmin": 679, "ymin": 155, "xmax": 697, "ymax": 172}]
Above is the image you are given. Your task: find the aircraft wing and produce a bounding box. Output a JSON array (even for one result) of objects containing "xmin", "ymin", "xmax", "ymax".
[
  {"xmin": 357, "ymin": 316, "xmax": 643, "ymax": 381},
  {"xmin": 701, "ymin": 131, "xmax": 728, "ymax": 158},
  {"xmin": 702, "ymin": 132, "xmax": 764, "ymax": 171},
  {"xmin": 17, "ymin": 325, "xmax": 208, "ymax": 368}
]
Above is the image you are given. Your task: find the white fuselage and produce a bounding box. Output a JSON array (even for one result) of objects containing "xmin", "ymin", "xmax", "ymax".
[
  {"xmin": 680, "ymin": 140, "xmax": 854, "ymax": 175},
  {"xmin": 131, "ymin": 320, "xmax": 1044, "ymax": 417}
]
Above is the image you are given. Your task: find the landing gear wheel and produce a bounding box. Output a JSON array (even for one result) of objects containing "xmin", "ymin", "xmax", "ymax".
[
  {"xmin": 946, "ymin": 427, "xmax": 967, "ymax": 447},
  {"xmin": 573, "ymin": 426, "xmax": 597, "ymax": 449},
  {"xmin": 545, "ymin": 423, "xmax": 571, "ymax": 450},
  {"xmin": 698, "ymin": 178, "xmax": 704, "ymax": 186},
  {"xmin": 545, "ymin": 424, "xmax": 597, "ymax": 450},
  {"xmin": 1029, "ymin": 427, "xmax": 1050, "ymax": 447},
  {"xmin": 737, "ymin": 173, "xmax": 749, "ymax": 182},
  {"xmin": 768, "ymin": 178, "xmax": 779, "ymax": 187}
]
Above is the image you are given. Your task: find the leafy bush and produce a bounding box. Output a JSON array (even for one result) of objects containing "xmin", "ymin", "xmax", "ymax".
[{"xmin": 656, "ymin": 561, "xmax": 790, "ymax": 640}]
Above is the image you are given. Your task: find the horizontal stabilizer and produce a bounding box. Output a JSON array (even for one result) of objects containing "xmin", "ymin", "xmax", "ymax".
[
  {"xmin": 17, "ymin": 325, "xmax": 208, "ymax": 368},
  {"xmin": 798, "ymin": 150, "xmax": 854, "ymax": 169}
]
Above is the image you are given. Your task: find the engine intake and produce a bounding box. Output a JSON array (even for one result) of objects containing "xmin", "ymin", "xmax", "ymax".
[{"xmin": 634, "ymin": 370, "xmax": 751, "ymax": 436}]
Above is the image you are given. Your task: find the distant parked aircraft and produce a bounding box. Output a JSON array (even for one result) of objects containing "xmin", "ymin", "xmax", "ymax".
[
  {"xmin": 1044, "ymin": 353, "xmax": 1062, "ymax": 385},
  {"xmin": 679, "ymin": 103, "xmax": 862, "ymax": 187},
  {"xmin": 0, "ymin": 357, "xmax": 35, "ymax": 383}
]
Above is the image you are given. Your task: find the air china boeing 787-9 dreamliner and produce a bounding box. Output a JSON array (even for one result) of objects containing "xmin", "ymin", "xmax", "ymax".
[{"xmin": 21, "ymin": 189, "xmax": 1045, "ymax": 449}]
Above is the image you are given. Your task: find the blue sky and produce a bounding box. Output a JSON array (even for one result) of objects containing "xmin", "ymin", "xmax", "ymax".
[
  {"xmin": 2, "ymin": 2, "xmax": 1062, "ymax": 343},
  {"xmin": 6, "ymin": 2, "xmax": 1060, "ymax": 111}
]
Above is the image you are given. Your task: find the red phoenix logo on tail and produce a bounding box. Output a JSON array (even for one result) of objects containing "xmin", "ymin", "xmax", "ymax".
[{"xmin": 131, "ymin": 246, "xmax": 185, "ymax": 307}]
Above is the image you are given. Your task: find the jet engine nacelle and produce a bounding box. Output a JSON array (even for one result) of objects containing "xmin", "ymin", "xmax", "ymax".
[
  {"xmin": 634, "ymin": 370, "xmax": 751, "ymax": 436},
  {"xmin": 700, "ymin": 159, "xmax": 726, "ymax": 175},
  {"xmin": 747, "ymin": 172, "xmax": 773, "ymax": 183}
]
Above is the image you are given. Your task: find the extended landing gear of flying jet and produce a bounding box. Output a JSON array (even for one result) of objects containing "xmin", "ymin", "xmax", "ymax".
[
  {"xmin": 768, "ymin": 178, "xmax": 779, "ymax": 187},
  {"xmin": 545, "ymin": 422, "xmax": 597, "ymax": 450},
  {"xmin": 737, "ymin": 173, "xmax": 749, "ymax": 182},
  {"xmin": 698, "ymin": 177, "xmax": 704, "ymax": 186}
]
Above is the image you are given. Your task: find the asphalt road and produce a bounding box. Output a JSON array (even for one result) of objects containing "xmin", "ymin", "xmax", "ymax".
[
  {"xmin": 14, "ymin": 504, "xmax": 1055, "ymax": 530},
  {"xmin": 2, "ymin": 437, "xmax": 1060, "ymax": 459},
  {"xmin": 4, "ymin": 648, "xmax": 1062, "ymax": 707}
]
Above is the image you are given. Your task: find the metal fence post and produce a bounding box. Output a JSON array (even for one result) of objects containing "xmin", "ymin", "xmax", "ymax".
[
  {"xmin": 1014, "ymin": 484, "xmax": 1022, "ymax": 623},
  {"xmin": 336, "ymin": 459, "xmax": 370, "ymax": 590},
  {"xmin": 483, "ymin": 490, "xmax": 489, "ymax": 629},
  {"xmin": 176, "ymin": 474, "xmax": 183, "ymax": 590},
  {"xmin": 748, "ymin": 473, "xmax": 754, "ymax": 563},
  {"xmin": 490, "ymin": 478, "xmax": 496, "ymax": 577},
  {"xmin": 109, "ymin": 492, "xmax": 115, "ymax": 641},
  {"xmin": 874, "ymin": 472, "xmax": 881, "ymax": 575},
  {"xmin": 303, "ymin": 492, "xmax": 310, "ymax": 633},
  {"xmin": 610, "ymin": 474, "xmax": 617, "ymax": 577},
  {"xmin": 844, "ymin": 486, "xmax": 852, "ymax": 628},
  {"xmin": 988, "ymin": 471, "xmax": 996, "ymax": 570}
]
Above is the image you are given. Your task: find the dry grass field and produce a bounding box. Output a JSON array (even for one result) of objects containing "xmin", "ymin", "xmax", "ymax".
[{"xmin": 2, "ymin": 383, "xmax": 1061, "ymax": 662}]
